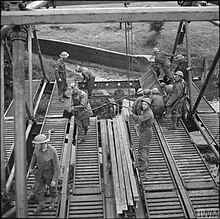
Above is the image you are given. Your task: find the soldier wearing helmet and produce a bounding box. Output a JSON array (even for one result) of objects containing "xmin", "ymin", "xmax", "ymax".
[
  {"xmin": 29, "ymin": 134, "xmax": 60, "ymax": 214},
  {"xmin": 70, "ymin": 82, "xmax": 93, "ymax": 144},
  {"xmin": 173, "ymin": 54, "xmax": 191, "ymax": 81},
  {"xmin": 75, "ymin": 65, "xmax": 95, "ymax": 97},
  {"xmin": 54, "ymin": 51, "xmax": 70, "ymax": 102},
  {"xmin": 165, "ymin": 71, "xmax": 186, "ymax": 129},
  {"xmin": 151, "ymin": 87, "xmax": 165, "ymax": 118},
  {"xmin": 132, "ymin": 88, "xmax": 152, "ymax": 116},
  {"xmin": 152, "ymin": 47, "xmax": 176, "ymax": 84},
  {"xmin": 129, "ymin": 97, "xmax": 154, "ymax": 172}
]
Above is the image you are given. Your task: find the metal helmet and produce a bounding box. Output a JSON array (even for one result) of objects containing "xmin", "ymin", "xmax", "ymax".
[
  {"xmin": 143, "ymin": 89, "xmax": 151, "ymax": 96},
  {"xmin": 175, "ymin": 71, "xmax": 184, "ymax": 78},
  {"xmin": 174, "ymin": 54, "xmax": 185, "ymax": 61},
  {"xmin": 70, "ymin": 81, "xmax": 78, "ymax": 89},
  {"xmin": 59, "ymin": 51, "xmax": 69, "ymax": 58},
  {"xmin": 160, "ymin": 82, "xmax": 166, "ymax": 88},
  {"xmin": 75, "ymin": 65, "xmax": 81, "ymax": 72},
  {"xmin": 32, "ymin": 134, "xmax": 49, "ymax": 144},
  {"xmin": 166, "ymin": 84, "xmax": 173, "ymax": 94},
  {"xmin": 152, "ymin": 47, "xmax": 159, "ymax": 53},
  {"xmin": 152, "ymin": 87, "xmax": 160, "ymax": 94},
  {"xmin": 141, "ymin": 98, "xmax": 151, "ymax": 105}
]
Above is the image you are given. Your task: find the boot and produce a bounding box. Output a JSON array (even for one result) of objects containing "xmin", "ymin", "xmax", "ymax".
[
  {"xmin": 59, "ymin": 96, "xmax": 64, "ymax": 102},
  {"xmin": 33, "ymin": 201, "xmax": 45, "ymax": 214},
  {"xmin": 77, "ymin": 136, "xmax": 85, "ymax": 144},
  {"xmin": 176, "ymin": 117, "xmax": 181, "ymax": 127},
  {"xmin": 63, "ymin": 93, "xmax": 70, "ymax": 98},
  {"xmin": 138, "ymin": 162, "xmax": 148, "ymax": 172},
  {"xmin": 168, "ymin": 116, "xmax": 178, "ymax": 130},
  {"xmin": 48, "ymin": 197, "xmax": 56, "ymax": 211}
]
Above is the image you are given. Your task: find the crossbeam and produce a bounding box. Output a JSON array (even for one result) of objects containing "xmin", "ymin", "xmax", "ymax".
[{"xmin": 1, "ymin": 7, "xmax": 219, "ymax": 26}]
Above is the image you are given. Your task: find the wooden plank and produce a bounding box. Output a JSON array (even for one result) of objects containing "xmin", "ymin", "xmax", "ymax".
[
  {"xmin": 112, "ymin": 118, "xmax": 128, "ymax": 212},
  {"xmin": 1, "ymin": 7, "xmax": 219, "ymax": 25},
  {"xmin": 107, "ymin": 119, "xmax": 122, "ymax": 214},
  {"xmin": 119, "ymin": 115, "xmax": 139, "ymax": 202},
  {"xmin": 116, "ymin": 116, "xmax": 134, "ymax": 206},
  {"xmin": 100, "ymin": 120, "xmax": 116, "ymax": 218}
]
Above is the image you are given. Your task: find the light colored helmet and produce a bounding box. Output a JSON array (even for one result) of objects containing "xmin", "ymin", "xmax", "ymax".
[
  {"xmin": 143, "ymin": 89, "xmax": 151, "ymax": 96},
  {"xmin": 160, "ymin": 82, "xmax": 166, "ymax": 88},
  {"xmin": 166, "ymin": 84, "xmax": 173, "ymax": 94},
  {"xmin": 152, "ymin": 87, "xmax": 160, "ymax": 94},
  {"xmin": 59, "ymin": 51, "xmax": 69, "ymax": 58},
  {"xmin": 175, "ymin": 71, "xmax": 184, "ymax": 78},
  {"xmin": 174, "ymin": 54, "xmax": 185, "ymax": 61},
  {"xmin": 152, "ymin": 47, "xmax": 159, "ymax": 53},
  {"xmin": 141, "ymin": 98, "xmax": 151, "ymax": 105},
  {"xmin": 75, "ymin": 65, "xmax": 81, "ymax": 72},
  {"xmin": 70, "ymin": 81, "xmax": 78, "ymax": 89},
  {"xmin": 32, "ymin": 134, "xmax": 49, "ymax": 144}
]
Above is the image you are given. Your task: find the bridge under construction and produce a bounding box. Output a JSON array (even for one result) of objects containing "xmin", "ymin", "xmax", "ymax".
[{"xmin": 1, "ymin": 1, "xmax": 219, "ymax": 218}]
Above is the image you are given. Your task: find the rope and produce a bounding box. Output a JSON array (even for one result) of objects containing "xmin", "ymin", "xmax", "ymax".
[{"xmin": 125, "ymin": 21, "xmax": 134, "ymax": 111}]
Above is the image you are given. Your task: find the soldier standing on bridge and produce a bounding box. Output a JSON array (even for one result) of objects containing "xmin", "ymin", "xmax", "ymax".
[
  {"xmin": 75, "ymin": 65, "xmax": 95, "ymax": 97},
  {"xmin": 132, "ymin": 88, "xmax": 152, "ymax": 116},
  {"xmin": 165, "ymin": 71, "xmax": 186, "ymax": 130},
  {"xmin": 70, "ymin": 82, "xmax": 93, "ymax": 144},
  {"xmin": 151, "ymin": 87, "xmax": 165, "ymax": 118},
  {"xmin": 152, "ymin": 47, "xmax": 176, "ymax": 84},
  {"xmin": 173, "ymin": 54, "xmax": 191, "ymax": 81},
  {"xmin": 29, "ymin": 134, "xmax": 60, "ymax": 214},
  {"xmin": 54, "ymin": 51, "xmax": 70, "ymax": 102},
  {"xmin": 129, "ymin": 98, "xmax": 154, "ymax": 172}
]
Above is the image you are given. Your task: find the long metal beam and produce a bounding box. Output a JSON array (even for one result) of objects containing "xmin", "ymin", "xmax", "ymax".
[{"xmin": 1, "ymin": 6, "xmax": 219, "ymax": 26}]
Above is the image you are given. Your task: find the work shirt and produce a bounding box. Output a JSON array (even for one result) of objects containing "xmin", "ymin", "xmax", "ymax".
[
  {"xmin": 71, "ymin": 89, "xmax": 93, "ymax": 120},
  {"xmin": 81, "ymin": 67, "xmax": 95, "ymax": 82},
  {"xmin": 151, "ymin": 93, "xmax": 165, "ymax": 115},
  {"xmin": 155, "ymin": 51, "xmax": 173, "ymax": 67},
  {"xmin": 54, "ymin": 58, "xmax": 67, "ymax": 80},
  {"xmin": 173, "ymin": 60, "xmax": 189, "ymax": 80},
  {"xmin": 131, "ymin": 108, "xmax": 154, "ymax": 132},
  {"xmin": 166, "ymin": 79, "xmax": 186, "ymax": 107},
  {"xmin": 30, "ymin": 144, "xmax": 60, "ymax": 182}
]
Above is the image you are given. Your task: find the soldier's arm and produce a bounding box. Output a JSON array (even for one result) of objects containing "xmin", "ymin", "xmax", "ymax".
[{"xmin": 52, "ymin": 148, "xmax": 60, "ymax": 182}]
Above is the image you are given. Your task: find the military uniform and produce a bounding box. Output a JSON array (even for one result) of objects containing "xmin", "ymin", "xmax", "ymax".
[
  {"xmin": 81, "ymin": 67, "xmax": 95, "ymax": 97},
  {"xmin": 166, "ymin": 75, "xmax": 186, "ymax": 129},
  {"xmin": 54, "ymin": 58, "xmax": 68, "ymax": 101},
  {"xmin": 30, "ymin": 144, "xmax": 60, "ymax": 212},
  {"xmin": 151, "ymin": 93, "xmax": 165, "ymax": 116},
  {"xmin": 71, "ymin": 89, "xmax": 93, "ymax": 143},
  {"xmin": 131, "ymin": 106, "xmax": 154, "ymax": 171}
]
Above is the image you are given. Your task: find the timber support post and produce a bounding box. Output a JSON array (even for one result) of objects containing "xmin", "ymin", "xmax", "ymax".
[
  {"xmin": 190, "ymin": 47, "xmax": 219, "ymax": 115},
  {"xmin": 185, "ymin": 21, "xmax": 193, "ymax": 111},
  {"xmin": 171, "ymin": 20, "xmax": 183, "ymax": 63},
  {"xmin": 10, "ymin": 25, "xmax": 28, "ymax": 218},
  {"xmin": 1, "ymin": 40, "xmax": 6, "ymax": 193},
  {"xmin": 32, "ymin": 27, "xmax": 49, "ymax": 81}
]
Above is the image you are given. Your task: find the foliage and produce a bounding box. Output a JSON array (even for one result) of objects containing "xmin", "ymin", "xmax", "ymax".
[{"xmin": 148, "ymin": 21, "xmax": 165, "ymax": 35}]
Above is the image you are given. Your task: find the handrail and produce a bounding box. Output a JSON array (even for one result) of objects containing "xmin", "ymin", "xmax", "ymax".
[{"xmin": 58, "ymin": 116, "xmax": 75, "ymax": 218}]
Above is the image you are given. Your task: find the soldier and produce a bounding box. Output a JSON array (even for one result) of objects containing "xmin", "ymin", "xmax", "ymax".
[
  {"xmin": 29, "ymin": 134, "xmax": 60, "ymax": 214},
  {"xmin": 129, "ymin": 98, "xmax": 154, "ymax": 172},
  {"xmin": 75, "ymin": 65, "xmax": 95, "ymax": 97},
  {"xmin": 151, "ymin": 87, "xmax": 165, "ymax": 117},
  {"xmin": 173, "ymin": 54, "xmax": 191, "ymax": 81},
  {"xmin": 166, "ymin": 71, "xmax": 186, "ymax": 129},
  {"xmin": 70, "ymin": 82, "xmax": 93, "ymax": 144},
  {"xmin": 132, "ymin": 88, "xmax": 152, "ymax": 116},
  {"xmin": 54, "ymin": 51, "xmax": 70, "ymax": 102},
  {"xmin": 152, "ymin": 47, "xmax": 176, "ymax": 84}
]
